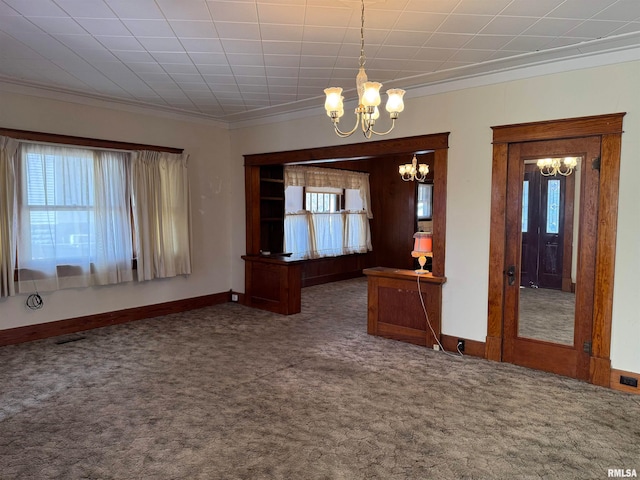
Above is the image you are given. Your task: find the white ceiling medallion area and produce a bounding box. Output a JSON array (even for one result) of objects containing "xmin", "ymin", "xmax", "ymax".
[{"xmin": 0, "ymin": 0, "xmax": 638, "ymax": 125}]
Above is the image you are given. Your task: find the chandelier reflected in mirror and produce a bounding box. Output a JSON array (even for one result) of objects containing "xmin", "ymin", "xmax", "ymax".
[
  {"xmin": 399, "ymin": 155, "xmax": 429, "ymax": 182},
  {"xmin": 323, "ymin": 0, "xmax": 405, "ymax": 139},
  {"xmin": 537, "ymin": 157, "xmax": 578, "ymax": 176}
]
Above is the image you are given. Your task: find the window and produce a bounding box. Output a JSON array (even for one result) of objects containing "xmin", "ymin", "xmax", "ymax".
[
  {"xmin": 417, "ymin": 183, "xmax": 433, "ymax": 220},
  {"xmin": 305, "ymin": 192, "xmax": 340, "ymax": 213},
  {"xmin": 283, "ymin": 166, "xmax": 372, "ymax": 259},
  {"xmin": 2, "ymin": 140, "xmax": 191, "ymax": 294},
  {"xmin": 522, "ymin": 180, "xmax": 529, "ymax": 233},
  {"xmin": 546, "ymin": 179, "xmax": 560, "ymax": 234},
  {"xmin": 17, "ymin": 144, "xmax": 133, "ymax": 290},
  {"xmin": 21, "ymin": 147, "xmax": 97, "ymax": 264}
]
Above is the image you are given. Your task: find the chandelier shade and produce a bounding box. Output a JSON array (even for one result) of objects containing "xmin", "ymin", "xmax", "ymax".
[{"xmin": 537, "ymin": 157, "xmax": 578, "ymax": 176}]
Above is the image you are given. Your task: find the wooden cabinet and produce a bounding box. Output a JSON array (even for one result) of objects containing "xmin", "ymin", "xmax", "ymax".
[
  {"xmin": 364, "ymin": 267, "xmax": 446, "ymax": 348},
  {"xmin": 242, "ymin": 254, "xmax": 301, "ymax": 315}
]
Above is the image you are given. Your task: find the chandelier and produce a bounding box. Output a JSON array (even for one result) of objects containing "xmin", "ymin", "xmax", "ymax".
[
  {"xmin": 537, "ymin": 157, "xmax": 578, "ymax": 176},
  {"xmin": 323, "ymin": 0, "xmax": 405, "ymax": 139},
  {"xmin": 399, "ymin": 155, "xmax": 429, "ymax": 182}
]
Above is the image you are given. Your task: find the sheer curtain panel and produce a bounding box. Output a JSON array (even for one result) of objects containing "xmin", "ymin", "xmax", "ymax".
[
  {"xmin": 16, "ymin": 144, "xmax": 133, "ymax": 292},
  {"xmin": 131, "ymin": 151, "xmax": 191, "ymax": 281},
  {"xmin": 0, "ymin": 136, "xmax": 19, "ymax": 297}
]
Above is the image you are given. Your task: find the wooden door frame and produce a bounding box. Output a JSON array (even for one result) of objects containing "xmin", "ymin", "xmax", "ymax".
[{"xmin": 486, "ymin": 113, "xmax": 625, "ymax": 387}]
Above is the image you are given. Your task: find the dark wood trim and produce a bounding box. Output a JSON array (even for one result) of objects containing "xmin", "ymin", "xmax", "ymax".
[
  {"xmin": 591, "ymin": 357, "xmax": 612, "ymax": 388},
  {"xmin": 491, "ymin": 113, "xmax": 625, "ymax": 144},
  {"xmin": 610, "ymin": 368, "xmax": 640, "ymax": 395},
  {"xmin": 0, "ymin": 292, "xmax": 229, "ymax": 347},
  {"xmin": 440, "ymin": 334, "xmax": 485, "ymax": 358},
  {"xmin": 488, "ymin": 113, "xmax": 625, "ymax": 388},
  {"xmin": 0, "ymin": 127, "xmax": 183, "ymax": 154},
  {"xmin": 302, "ymin": 269, "xmax": 364, "ymax": 288},
  {"xmin": 486, "ymin": 142, "xmax": 508, "ymax": 361},
  {"xmin": 432, "ymin": 148, "xmax": 447, "ymax": 278},
  {"xmin": 592, "ymin": 133, "xmax": 622, "ymax": 364},
  {"xmin": 245, "ymin": 166, "xmax": 261, "ymax": 255},
  {"xmin": 244, "ymin": 133, "xmax": 450, "ymax": 166}
]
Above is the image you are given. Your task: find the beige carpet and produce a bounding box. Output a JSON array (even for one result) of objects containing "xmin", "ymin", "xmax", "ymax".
[{"xmin": 1, "ymin": 278, "xmax": 639, "ymax": 479}]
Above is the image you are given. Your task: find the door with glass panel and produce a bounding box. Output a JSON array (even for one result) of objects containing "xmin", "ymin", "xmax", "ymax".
[
  {"xmin": 503, "ymin": 137, "xmax": 601, "ymax": 380},
  {"xmin": 521, "ymin": 164, "xmax": 574, "ymax": 291}
]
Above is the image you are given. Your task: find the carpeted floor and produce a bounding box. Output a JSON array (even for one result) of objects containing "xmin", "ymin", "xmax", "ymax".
[{"xmin": 1, "ymin": 278, "xmax": 638, "ymax": 480}]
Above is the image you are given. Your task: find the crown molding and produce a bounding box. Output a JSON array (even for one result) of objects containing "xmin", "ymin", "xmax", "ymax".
[{"xmin": 0, "ymin": 77, "xmax": 229, "ymax": 129}]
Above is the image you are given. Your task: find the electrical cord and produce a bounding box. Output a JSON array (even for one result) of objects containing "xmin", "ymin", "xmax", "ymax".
[
  {"xmin": 416, "ymin": 274, "xmax": 461, "ymax": 358},
  {"xmin": 26, "ymin": 292, "xmax": 44, "ymax": 310},
  {"xmin": 26, "ymin": 278, "xmax": 44, "ymax": 310}
]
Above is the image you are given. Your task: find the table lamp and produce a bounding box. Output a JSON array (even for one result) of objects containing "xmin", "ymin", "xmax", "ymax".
[{"xmin": 411, "ymin": 231, "xmax": 432, "ymax": 274}]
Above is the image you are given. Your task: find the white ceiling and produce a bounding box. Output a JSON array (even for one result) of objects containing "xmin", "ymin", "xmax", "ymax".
[{"xmin": 1, "ymin": 0, "xmax": 639, "ymax": 124}]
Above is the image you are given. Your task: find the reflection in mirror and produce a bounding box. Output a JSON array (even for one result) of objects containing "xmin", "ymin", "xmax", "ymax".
[
  {"xmin": 518, "ymin": 157, "xmax": 582, "ymax": 346},
  {"xmin": 416, "ymin": 182, "xmax": 433, "ymax": 271}
]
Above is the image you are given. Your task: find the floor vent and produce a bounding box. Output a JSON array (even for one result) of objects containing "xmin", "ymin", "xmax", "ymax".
[{"xmin": 55, "ymin": 335, "xmax": 86, "ymax": 345}]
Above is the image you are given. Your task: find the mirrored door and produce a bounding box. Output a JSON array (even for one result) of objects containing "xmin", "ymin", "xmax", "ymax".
[{"xmin": 502, "ymin": 137, "xmax": 601, "ymax": 380}]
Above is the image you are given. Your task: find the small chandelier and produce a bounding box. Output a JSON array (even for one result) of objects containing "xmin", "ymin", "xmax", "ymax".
[
  {"xmin": 323, "ymin": 0, "xmax": 405, "ymax": 139},
  {"xmin": 537, "ymin": 157, "xmax": 578, "ymax": 176},
  {"xmin": 399, "ymin": 155, "xmax": 429, "ymax": 182}
]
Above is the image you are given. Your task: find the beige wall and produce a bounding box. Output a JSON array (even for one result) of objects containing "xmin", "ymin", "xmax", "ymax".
[
  {"xmin": 0, "ymin": 90, "xmax": 231, "ymax": 330},
  {"xmin": 230, "ymin": 59, "xmax": 640, "ymax": 374},
  {"xmin": 1, "ymin": 56, "xmax": 638, "ymax": 376}
]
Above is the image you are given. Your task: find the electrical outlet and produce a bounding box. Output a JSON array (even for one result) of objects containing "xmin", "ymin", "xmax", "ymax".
[
  {"xmin": 433, "ymin": 344, "xmax": 440, "ymax": 351},
  {"xmin": 620, "ymin": 375, "xmax": 638, "ymax": 388},
  {"xmin": 457, "ymin": 339, "xmax": 465, "ymax": 352},
  {"xmin": 231, "ymin": 293, "xmax": 239, "ymax": 302}
]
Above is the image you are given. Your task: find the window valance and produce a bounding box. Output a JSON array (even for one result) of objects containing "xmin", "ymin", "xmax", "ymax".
[{"xmin": 284, "ymin": 165, "xmax": 372, "ymax": 219}]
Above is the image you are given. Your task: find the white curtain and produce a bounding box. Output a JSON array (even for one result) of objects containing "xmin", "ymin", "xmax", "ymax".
[
  {"xmin": 283, "ymin": 166, "xmax": 373, "ymax": 259},
  {"xmin": 284, "ymin": 211, "xmax": 312, "ymax": 257},
  {"xmin": 93, "ymin": 151, "xmax": 134, "ymax": 285},
  {"xmin": 131, "ymin": 150, "xmax": 191, "ymax": 281},
  {"xmin": 16, "ymin": 144, "xmax": 133, "ymax": 292},
  {"xmin": 0, "ymin": 136, "xmax": 19, "ymax": 297},
  {"xmin": 343, "ymin": 211, "xmax": 372, "ymax": 254},
  {"xmin": 284, "ymin": 165, "xmax": 373, "ymax": 219},
  {"xmin": 312, "ymin": 212, "xmax": 344, "ymax": 257}
]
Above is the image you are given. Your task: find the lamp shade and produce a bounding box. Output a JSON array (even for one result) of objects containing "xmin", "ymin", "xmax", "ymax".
[
  {"xmin": 386, "ymin": 89, "xmax": 405, "ymax": 113},
  {"xmin": 411, "ymin": 231, "xmax": 432, "ymax": 256},
  {"xmin": 324, "ymin": 87, "xmax": 344, "ymax": 116},
  {"xmin": 362, "ymin": 82, "xmax": 382, "ymax": 107}
]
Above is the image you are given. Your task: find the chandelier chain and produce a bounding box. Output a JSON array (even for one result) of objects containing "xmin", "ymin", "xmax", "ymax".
[{"xmin": 359, "ymin": 0, "xmax": 366, "ymax": 68}]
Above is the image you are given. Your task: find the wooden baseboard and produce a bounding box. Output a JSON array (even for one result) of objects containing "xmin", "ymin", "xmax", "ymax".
[
  {"xmin": 610, "ymin": 368, "xmax": 640, "ymax": 395},
  {"xmin": 440, "ymin": 334, "xmax": 485, "ymax": 358},
  {"xmin": 302, "ymin": 270, "xmax": 364, "ymax": 288},
  {"xmin": 0, "ymin": 291, "xmax": 230, "ymax": 347}
]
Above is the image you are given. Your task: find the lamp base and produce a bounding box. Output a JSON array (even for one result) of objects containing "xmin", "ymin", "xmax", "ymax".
[{"xmin": 413, "ymin": 254, "xmax": 429, "ymax": 274}]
